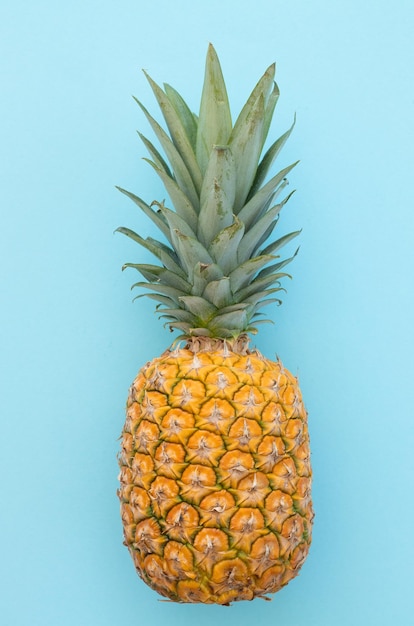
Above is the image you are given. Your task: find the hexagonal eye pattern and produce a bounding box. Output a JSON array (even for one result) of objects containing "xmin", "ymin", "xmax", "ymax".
[{"xmin": 119, "ymin": 347, "xmax": 314, "ymax": 604}]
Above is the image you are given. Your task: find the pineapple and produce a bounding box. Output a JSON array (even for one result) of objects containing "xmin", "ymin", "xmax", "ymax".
[{"xmin": 117, "ymin": 44, "xmax": 313, "ymax": 604}]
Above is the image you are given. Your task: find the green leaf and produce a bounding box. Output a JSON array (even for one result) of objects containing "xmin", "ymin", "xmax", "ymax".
[
  {"xmin": 197, "ymin": 146, "xmax": 236, "ymax": 247},
  {"xmin": 196, "ymin": 44, "xmax": 232, "ymax": 174},
  {"xmin": 208, "ymin": 216, "xmax": 245, "ymax": 274},
  {"xmin": 126, "ymin": 264, "xmax": 160, "ymax": 282},
  {"xmin": 178, "ymin": 295, "xmax": 217, "ymax": 321},
  {"xmin": 197, "ymin": 262, "xmax": 224, "ymax": 282},
  {"xmin": 164, "ymin": 83, "xmax": 198, "ymax": 151},
  {"xmin": 123, "ymin": 263, "xmax": 192, "ymax": 292},
  {"xmin": 157, "ymin": 308, "xmax": 195, "ymax": 322},
  {"xmin": 145, "ymin": 160, "xmax": 198, "ymax": 232},
  {"xmin": 229, "ymin": 94, "xmax": 265, "ymax": 211},
  {"xmin": 183, "ymin": 327, "xmax": 214, "ymax": 337},
  {"xmin": 231, "ymin": 62, "xmax": 275, "ymax": 143},
  {"xmin": 191, "ymin": 261, "xmax": 224, "ymax": 296},
  {"xmin": 116, "ymin": 187, "xmax": 171, "ymax": 243},
  {"xmin": 174, "ymin": 230, "xmax": 214, "ymax": 279},
  {"xmin": 237, "ymin": 161, "xmax": 298, "ymax": 226},
  {"xmin": 134, "ymin": 97, "xmax": 200, "ymax": 210},
  {"xmin": 235, "ymin": 272, "xmax": 291, "ymax": 301},
  {"xmin": 210, "ymin": 309, "xmax": 248, "ymax": 333},
  {"xmin": 262, "ymin": 81, "xmax": 280, "ymax": 147},
  {"xmin": 216, "ymin": 302, "xmax": 250, "ymax": 315},
  {"xmin": 259, "ymin": 228, "xmax": 301, "ymax": 256},
  {"xmin": 137, "ymin": 133, "xmax": 172, "ymax": 177},
  {"xmin": 256, "ymin": 248, "xmax": 299, "ymax": 278},
  {"xmin": 157, "ymin": 204, "xmax": 197, "ymax": 252},
  {"xmin": 229, "ymin": 254, "xmax": 275, "ymax": 293},
  {"xmin": 243, "ymin": 287, "xmax": 285, "ymax": 306},
  {"xmin": 248, "ymin": 116, "xmax": 296, "ymax": 200},
  {"xmin": 208, "ymin": 327, "xmax": 241, "ymax": 338},
  {"xmin": 246, "ymin": 319, "xmax": 274, "ymax": 333},
  {"xmin": 115, "ymin": 227, "xmax": 185, "ymax": 277},
  {"xmin": 167, "ymin": 321, "xmax": 193, "ymax": 333},
  {"xmin": 250, "ymin": 298, "xmax": 283, "ymax": 315},
  {"xmin": 130, "ymin": 281, "xmax": 183, "ymax": 302},
  {"xmin": 237, "ymin": 202, "xmax": 287, "ymax": 263},
  {"xmin": 203, "ymin": 277, "xmax": 232, "ymax": 308},
  {"xmin": 133, "ymin": 292, "xmax": 176, "ymax": 306},
  {"xmin": 249, "ymin": 318, "xmax": 274, "ymax": 325},
  {"xmin": 250, "ymin": 220, "xmax": 278, "ymax": 256},
  {"xmin": 143, "ymin": 73, "xmax": 203, "ymax": 192}
]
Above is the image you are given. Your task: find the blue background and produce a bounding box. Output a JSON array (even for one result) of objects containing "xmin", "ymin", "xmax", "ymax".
[{"xmin": 1, "ymin": 1, "xmax": 413, "ymax": 624}]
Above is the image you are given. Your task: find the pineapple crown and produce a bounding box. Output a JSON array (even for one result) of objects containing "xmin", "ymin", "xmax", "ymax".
[{"xmin": 117, "ymin": 44, "xmax": 300, "ymax": 341}]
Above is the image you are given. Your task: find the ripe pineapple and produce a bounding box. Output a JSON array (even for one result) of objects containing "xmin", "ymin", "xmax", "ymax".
[{"xmin": 117, "ymin": 44, "xmax": 313, "ymax": 604}]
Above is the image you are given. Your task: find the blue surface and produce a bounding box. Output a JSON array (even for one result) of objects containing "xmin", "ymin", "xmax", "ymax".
[{"xmin": 1, "ymin": 1, "xmax": 413, "ymax": 624}]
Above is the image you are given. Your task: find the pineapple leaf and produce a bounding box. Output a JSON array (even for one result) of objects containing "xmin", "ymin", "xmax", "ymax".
[
  {"xmin": 123, "ymin": 263, "xmax": 192, "ymax": 292},
  {"xmin": 134, "ymin": 97, "xmax": 200, "ymax": 210},
  {"xmin": 251, "ymin": 297, "xmax": 283, "ymax": 314},
  {"xmin": 197, "ymin": 262, "xmax": 224, "ymax": 281},
  {"xmin": 259, "ymin": 228, "xmax": 301, "ymax": 256},
  {"xmin": 157, "ymin": 204, "xmax": 197, "ymax": 251},
  {"xmin": 174, "ymin": 230, "xmax": 214, "ymax": 279},
  {"xmin": 145, "ymin": 160, "xmax": 198, "ymax": 232},
  {"xmin": 262, "ymin": 81, "xmax": 280, "ymax": 147},
  {"xmin": 237, "ymin": 202, "xmax": 287, "ymax": 263},
  {"xmin": 216, "ymin": 302, "xmax": 250, "ymax": 314},
  {"xmin": 237, "ymin": 161, "xmax": 298, "ymax": 226},
  {"xmin": 256, "ymin": 248, "xmax": 299, "ymax": 278},
  {"xmin": 167, "ymin": 321, "xmax": 194, "ymax": 333},
  {"xmin": 130, "ymin": 281, "xmax": 183, "ymax": 302},
  {"xmin": 243, "ymin": 287, "xmax": 285, "ymax": 306},
  {"xmin": 198, "ymin": 146, "xmax": 236, "ymax": 247},
  {"xmin": 143, "ymin": 72, "xmax": 203, "ymax": 192},
  {"xmin": 210, "ymin": 309, "xmax": 248, "ymax": 333},
  {"xmin": 250, "ymin": 220, "xmax": 278, "ymax": 257},
  {"xmin": 137, "ymin": 132, "xmax": 172, "ymax": 177},
  {"xmin": 229, "ymin": 94, "xmax": 265, "ymax": 211},
  {"xmin": 164, "ymin": 83, "xmax": 198, "ymax": 151},
  {"xmin": 186, "ymin": 327, "xmax": 213, "ymax": 337},
  {"xmin": 191, "ymin": 261, "xmax": 225, "ymax": 296},
  {"xmin": 178, "ymin": 295, "xmax": 217, "ymax": 321},
  {"xmin": 157, "ymin": 308, "xmax": 195, "ymax": 322},
  {"xmin": 203, "ymin": 277, "xmax": 232, "ymax": 308},
  {"xmin": 229, "ymin": 254, "xmax": 275, "ymax": 293},
  {"xmin": 208, "ymin": 216, "xmax": 245, "ymax": 275},
  {"xmin": 196, "ymin": 44, "xmax": 232, "ymax": 174},
  {"xmin": 116, "ymin": 187, "xmax": 171, "ymax": 243},
  {"xmin": 249, "ymin": 116, "xmax": 296, "ymax": 199},
  {"xmin": 115, "ymin": 227, "xmax": 185, "ymax": 276},
  {"xmin": 208, "ymin": 327, "xmax": 242, "ymax": 338},
  {"xmin": 231, "ymin": 62, "xmax": 275, "ymax": 143},
  {"xmin": 123, "ymin": 262, "xmax": 160, "ymax": 281},
  {"xmin": 246, "ymin": 319, "xmax": 275, "ymax": 333},
  {"xmin": 136, "ymin": 293, "xmax": 177, "ymax": 307},
  {"xmin": 235, "ymin": 272, "xmax": 291, "ymax": 300}
]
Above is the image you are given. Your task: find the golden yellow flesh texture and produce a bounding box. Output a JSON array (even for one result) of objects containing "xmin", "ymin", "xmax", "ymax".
[{"xmin": 118, "ymin": 344, "xmax": 313, "ymax": 604}]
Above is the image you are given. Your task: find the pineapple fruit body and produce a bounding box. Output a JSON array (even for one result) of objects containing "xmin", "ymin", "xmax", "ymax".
[{"xmin": 119, "ymin": 338, "xmax": 313, "ymax": 604}]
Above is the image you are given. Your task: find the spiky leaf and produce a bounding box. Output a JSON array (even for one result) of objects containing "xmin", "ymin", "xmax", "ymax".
[
  {"xmin": 164, "ymin": 83, "xmax": 198, "ymax": 151},
  {"xmin": 196, "ymin": 44, "xmax": 232, "ymax": 173},
  {"xmin": 143, "ymin": 73, "xmax": 203, "ymax": 192},
  {"xmin": 197, "ymin": 146, "xmax": 236, "ymax": 247},
  {"xmin": 230, "ymin": 94, "xmax": 265, "ymax": 211}
]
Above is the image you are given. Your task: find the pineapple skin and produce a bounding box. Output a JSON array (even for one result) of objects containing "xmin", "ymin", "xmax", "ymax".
[{"xmin": 118, "ymin": 340, "xmax": 313, "ymax": 604}]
